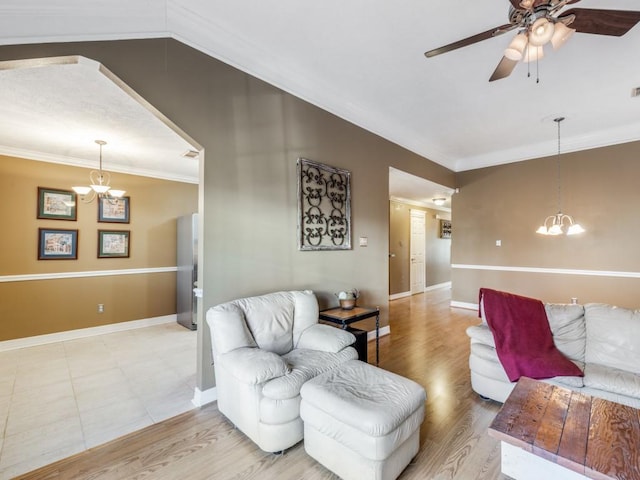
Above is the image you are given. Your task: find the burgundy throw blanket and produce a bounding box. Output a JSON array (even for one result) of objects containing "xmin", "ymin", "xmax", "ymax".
[{"xmin": 479, "ymin": 288, "xmax": 583, "ymax": 382}]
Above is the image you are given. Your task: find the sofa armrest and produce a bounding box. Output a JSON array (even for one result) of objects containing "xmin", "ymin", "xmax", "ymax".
[
  {"xmin": 295, "ymin": 324, "xmax": 356, "ymax": 353},
  {"xmin": 466, "ymin": 324, "xmax": 495, "ymax": 347},
  {"xmin": 217, "ymin": 347, "xmax": 291, "ymax": 385}
]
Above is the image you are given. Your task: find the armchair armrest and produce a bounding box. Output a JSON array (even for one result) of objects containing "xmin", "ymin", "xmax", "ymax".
[
  {"xmin": 296, "ymin": 324, "xmax": 356, "ymax": 353},
  {"xmin": 217, "ymin": 347, "xmax": 291, "ymax": 385}
]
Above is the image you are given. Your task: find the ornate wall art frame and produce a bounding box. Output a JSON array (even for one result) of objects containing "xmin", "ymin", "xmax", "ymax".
[{"xmin": 297, "ymin": 158, "xmax": 352, "ymax": 251}]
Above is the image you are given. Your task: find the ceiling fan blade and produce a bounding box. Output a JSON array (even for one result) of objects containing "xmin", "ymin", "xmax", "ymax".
[
  {"xmin": 489, "ymin": 56, "xmax": 518, "ymax": 82},
  {"xmin": 561, "ymin": 8, "xmax": 640, "ymax": 36},
  {"xmin": 425, "ymin": 23, "xmax": 516, "ymax": 58}
]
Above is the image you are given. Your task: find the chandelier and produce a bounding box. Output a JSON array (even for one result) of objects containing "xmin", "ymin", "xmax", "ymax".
[
  {"xmin": 536, "ymin": 117, "xmax": 584, "ymax": 236},
  {"xmin": 72, "ymin": 140, "xmax": 125, "ymax": 203}
]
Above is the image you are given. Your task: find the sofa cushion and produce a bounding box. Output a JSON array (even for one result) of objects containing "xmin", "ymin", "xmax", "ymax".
[
  {"xmin": 236, "ymin": 291, "xmax": 296, "ymax": 355},
  {"xmin": 261, "ymin": 347, "xmax": 358, "ymax": 400},
  {"xmin": 217, "ymin": 347, "xmax": 290, "ymax": 384},
  {"xmin": 292, "ymin": 290, "xmax": 320, "ymax": 346},
  {"xmin": 585, "ymin": 303, "xmax": 640, "ymax": 373},
  {"xmin": 545, "ymin": 303, "xmax": 586, "ymax": 363},
  {"xmin": 296, "ymin": 324, "xmax": 355, "ymax": 353},
  {"xmin": 469, "ymin": 342, "xmax": 585, "ymax": 388},
  {"xmin": 207, "ymin": 303, "xmax": 257, "ymax": 356},
  {"xmin": 584, "ymin": 363, "xmax": 640, "ymax": 398}
]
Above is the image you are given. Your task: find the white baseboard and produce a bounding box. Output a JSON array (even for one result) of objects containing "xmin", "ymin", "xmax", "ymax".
[
  {"xmin": 389, "ymin": 291, "xmax": 411, "ymax": 301},
  {"xmin": 192, "ymin": 386, "xmax": 217, "ymax": 407},
  {"xmin": 425, "ymin": 281, "xmax": 452, "ymax": 292},
  {"xmin": 390, "ymin": 282, "xmax": 451, "ymax": 301},
  {"xmin": 450, "ymin": 301, "xmax": 479, "ymax": 311},
  {"xmin": 368, "ymin": 325, "xmax": 390, "ymax": 341},
  {"xmin": 0, "ymin": 314, "xmax": 177, "ymax": 352}
]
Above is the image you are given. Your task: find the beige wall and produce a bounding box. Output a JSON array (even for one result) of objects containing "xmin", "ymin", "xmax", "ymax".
[
  {"xmin": 0, "ymin": 154, "xmax": 198, "ymax": 340},
  {"xmin": 0, "ymin": 39, "xmax": 456, "ymax": 391},
  {"xmin": 452, "ymin": 141, "xmax": 640, "ymax": 308},
  {"xmin": 389, "ymin": 201, "xmax": 451, "ymax": 295}
]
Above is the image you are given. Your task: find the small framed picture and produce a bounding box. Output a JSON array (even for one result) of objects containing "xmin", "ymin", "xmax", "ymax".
[
  {"xmin": 38, "ymin": 228, "xmax": 78, "ymax": 260},
  {"xmin": 98, "ymin": 196, "xmax": 130, "ymax": 223},
  {"xmin": 37, "ymin": 187, "xmax": 77, "ymax": 221},
  {"xmin": 98, "ymin": 230, "xmax": 130, "ymax": 258}
]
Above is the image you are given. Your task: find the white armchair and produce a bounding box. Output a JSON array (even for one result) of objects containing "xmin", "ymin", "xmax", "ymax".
[{"xmin": 206, "ymin": 290, "xmax": 358, "ymax": 452}]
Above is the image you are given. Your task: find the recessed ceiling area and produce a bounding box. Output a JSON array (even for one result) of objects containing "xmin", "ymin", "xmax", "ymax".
[
  {"xmin": 0, "ymin": 56, "xmax": 199, "ymax": 183},
  {"xmin": 389, "ymin": 168, "xmax": 455, "ymax": 211}
]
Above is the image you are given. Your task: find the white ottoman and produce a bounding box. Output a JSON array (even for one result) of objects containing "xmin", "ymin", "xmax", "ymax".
[{"xmin": 300, "ymin": 360, "xmax": 426, "ymax": 480}]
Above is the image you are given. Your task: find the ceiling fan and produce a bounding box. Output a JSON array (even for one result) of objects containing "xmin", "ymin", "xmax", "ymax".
[{"xmin": 424, "ymin": 0, "xmax": 640, "ymax": 81}]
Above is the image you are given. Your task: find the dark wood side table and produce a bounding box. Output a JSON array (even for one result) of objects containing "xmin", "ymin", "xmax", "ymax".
[{"xmin": 319, "ymin": 306, "xmax": 380, "ymax": 364}]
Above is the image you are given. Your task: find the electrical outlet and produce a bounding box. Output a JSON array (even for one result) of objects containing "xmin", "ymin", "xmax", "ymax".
[{"xmin": 97, "ymin": 304, "xmax": 104, "ymax": 313}]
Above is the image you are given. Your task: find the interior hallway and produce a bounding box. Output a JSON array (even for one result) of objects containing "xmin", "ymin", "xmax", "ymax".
[{"xmin": 0, "ymin": 322, "xmax": 197, "ymax": 479}]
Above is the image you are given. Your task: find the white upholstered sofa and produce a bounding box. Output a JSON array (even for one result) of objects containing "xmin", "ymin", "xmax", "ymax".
[
  {"xmin": 467, "ymin": 301, "xmax": 640, "ymax": 408},
  {"xmin": 206, "ymin": 290, "xmax": 358, "ymax": 452}
]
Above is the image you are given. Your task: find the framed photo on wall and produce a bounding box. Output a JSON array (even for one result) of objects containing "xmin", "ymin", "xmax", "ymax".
[
  {"xmin": 38, "ymin": 228, "xmax": 78, "ymax": 260},
  {"xmin": 98, "ymin": 196, "xmax": 130, "ymax": 223},
  {"xmin": 98, "ymin": 229, "xmax": 130, "ymax": 258},
  {"xmin": 440, "ymin": 219, "xmax": 452, "ymax": 239},
  {"xmin": 37, "ymin": 187, "xmax": 77, "ymax": 220}
]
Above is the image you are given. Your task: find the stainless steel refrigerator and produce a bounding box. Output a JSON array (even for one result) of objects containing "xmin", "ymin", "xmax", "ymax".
[{"xmin": 177, "ymin": 213, "xmax": 198, "ymax": 330}]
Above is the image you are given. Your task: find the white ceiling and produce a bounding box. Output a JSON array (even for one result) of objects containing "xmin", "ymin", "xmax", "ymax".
[
  {"xmin": 1, "ymin": 0, "xmax": 640, "ymax": 198},
  {"xmin": 0, "ymin": 56, "xmax": 199, "ymax": 183}
]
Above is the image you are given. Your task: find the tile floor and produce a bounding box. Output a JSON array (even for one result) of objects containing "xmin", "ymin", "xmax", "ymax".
[{"xmin": 0, "ymin": 322, "xmax": 197, "ymax": 479}]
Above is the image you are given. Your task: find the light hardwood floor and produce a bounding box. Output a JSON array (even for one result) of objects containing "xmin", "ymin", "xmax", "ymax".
[{"xmin": 16, "ymin": 289, "xmax": 509, "ymax": 480}]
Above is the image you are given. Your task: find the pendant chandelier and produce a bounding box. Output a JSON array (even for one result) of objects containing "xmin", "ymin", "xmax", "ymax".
[
  {"xmin": 536, "ymin": 117, "xmax": 585, "ymax": 236},
  {"xmin": 72, "ymin": 140, "xmax": 125, "ymax": 203}
]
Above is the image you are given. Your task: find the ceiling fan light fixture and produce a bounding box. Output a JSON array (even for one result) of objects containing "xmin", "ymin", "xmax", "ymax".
[
  {"xmin": 550, "ymin": 22, "xmax": 576, "ymax": 50},
  {"xmin": 523, "ymin": 44, "xmax": 544, "ymax": 63},
  {"xmin": 529, "ymin": 17, "xmax": 555, "ymax": 46},
  {"xmin": 504, "ymin": 33, "xmax": 528, "ymax": 61}
]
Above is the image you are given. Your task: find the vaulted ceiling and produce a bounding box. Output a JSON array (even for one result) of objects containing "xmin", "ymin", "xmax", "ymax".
[{"xmin": 1, "ymin": 1, "xmax": 639, "ymax": 189}]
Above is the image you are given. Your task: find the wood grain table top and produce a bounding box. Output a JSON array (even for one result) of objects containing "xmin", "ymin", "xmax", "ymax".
[
  {"xmin": 488, "ymin": 377, "xmax": 640, "ymax": 480},
  {"xmin": 318, "ymin": 306, "xmax": 379, "ymax": 322}
]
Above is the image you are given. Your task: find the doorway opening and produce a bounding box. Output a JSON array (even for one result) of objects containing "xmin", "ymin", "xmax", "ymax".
[{"xmin": 388, "ymin": 167, "xmax": 454, "ymax": 300}]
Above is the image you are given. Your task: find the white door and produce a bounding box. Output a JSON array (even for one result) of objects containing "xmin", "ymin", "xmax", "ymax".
[{"xmin": 410, "ymin": 209, "xmax": 426, "ymax": 295}]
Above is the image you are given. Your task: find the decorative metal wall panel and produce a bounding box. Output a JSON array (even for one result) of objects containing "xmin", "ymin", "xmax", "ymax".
[{"xmin": 297, "ymin": 158, "xmax": 352, "ymax": 251}]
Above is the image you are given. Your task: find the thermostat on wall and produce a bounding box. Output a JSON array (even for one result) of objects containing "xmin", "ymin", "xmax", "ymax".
[{"xmin": 359, "ymin": 237, "xmax": 368, "ymax": 247}]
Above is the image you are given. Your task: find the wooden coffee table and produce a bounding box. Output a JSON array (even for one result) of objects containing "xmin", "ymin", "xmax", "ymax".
[{"xmin": 488, "ymin": 377, "xmax": 640, "ymax": 480}]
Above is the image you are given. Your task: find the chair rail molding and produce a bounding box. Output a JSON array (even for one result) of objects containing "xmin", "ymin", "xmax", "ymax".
[
  {"xmin": 452, "ymin": 264, "xmax": 640, "ymax": 279},
  {"xmin": 0, "ymin": 266, "xmax": 178, "ymax": 283}
]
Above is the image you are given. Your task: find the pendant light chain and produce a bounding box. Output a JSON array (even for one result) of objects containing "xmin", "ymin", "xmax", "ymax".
[
  {"xmin": 536, "ymin": 116, "xmax": 584, "ymax": 235},
  {"xmin": 556, "ymin": 117, "xmax": 563, "ymax": 213}
]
